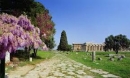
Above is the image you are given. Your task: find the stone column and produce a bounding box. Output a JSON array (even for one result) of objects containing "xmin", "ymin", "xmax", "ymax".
[
  {"xmin": 101, "ymin": 46, "xmax": 103, "ymax": 51},
  {"xmin": 91, "ymin": 46, "xmax": 92, "ymax": 51},
  {"xmin": 98, "ymin": 46, "xmax": 100, "ymax": 51},
  {"xmin": 86, "ymin": 46, "xmax": 88, "ymax": 52},
  {"xmin": 97, "ymin": 46, "xmax": 98, "ymax": 51},
  {"xmin": 94, "ymin": 45, "xmax": 96, "ymax": 51},
  {"xmin": 89, "ymin": 45, "xmax": 91, "ymax": 51},
  {"xmin": 91, "ymin": 45, "xmax": 93, "ymax": 51},
  {"xmin": 92, "ymin": 51, "xmax": 96, "ymax": 62},
  {"xmin": 95, "ymin": 46, "xmax": 97, "ymax": 51},
  {"xmin": 92, "ymin": 46, "xmax": 94, "ymax": 51}
]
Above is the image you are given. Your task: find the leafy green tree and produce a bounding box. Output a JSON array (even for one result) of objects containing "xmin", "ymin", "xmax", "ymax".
[
  {"xmin": 29, "ymin": 2, "xmax": 45, "ymax": 25},
  {"xmin": 104, "ymin": 35, "xmax": 114, "ymax": 51},
  {"xmin": 1, "ymin": 0, "xmax": 35, "ymax": 16},
  {"xmin": 67, "ymin": 44, "xmax": 72, "ymax": 51},
  {"xmin": 104, "ymin": 34, "xmax": 130, "ymax": 54},
  {"xmin": 44, "ymin": 37, "xmax": 56, "ymax": 50},
  {"xmin": 58, "ymin": 30, "xmax": 68, "ymax": 51},
  {"xmin": 116, "ymin": 34, "xmax": 130, "ymax": 50},
  {"xmin": 1, "ymin": 0, "xmax": 45, "ymax": 25}
]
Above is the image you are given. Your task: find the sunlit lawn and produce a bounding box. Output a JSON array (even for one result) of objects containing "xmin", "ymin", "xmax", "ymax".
[
  {"xmin": 23, "ymin": 50, "xmax": 55, "ymax": 65},
  {"xmin": 6, "ymin": 50, "xmax": 55, "ymax": 72},
  {"xmin": 65, "ymin": 51, "xmax": 130, "ymax": 78}
]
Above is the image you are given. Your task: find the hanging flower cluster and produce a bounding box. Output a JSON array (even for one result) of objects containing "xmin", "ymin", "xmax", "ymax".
[{"xmin": 0, "ymin": 13, "xmax": 42, "ymax": 59}]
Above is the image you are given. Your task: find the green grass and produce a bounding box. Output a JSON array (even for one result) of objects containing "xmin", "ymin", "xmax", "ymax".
[
  {"xmin": 6, "ymin": 50, "xmax": 55, "ymax": 72},
  {"xmin": 65, "ymin": 51, "xmax": 130, "ymax": 78},
  {"xmin": 37, "ymin": 50, "xmax": 55, "ymax": 59},
  {"xmin": 18, "ymin": 50, "xmax": 55, "ymax": 66}
]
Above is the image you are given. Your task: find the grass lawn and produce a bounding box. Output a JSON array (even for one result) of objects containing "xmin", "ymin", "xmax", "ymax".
[
  {"xmin": 6, "ymin": 50, "xmax": 55, "ymax": 72},
  {"xmin": 19, "ymin": 50, "xmax": 55, "ymax": 66},
  {"xmin": 65, "ymin": 51, "xmax": 130, "ymax": 78}
]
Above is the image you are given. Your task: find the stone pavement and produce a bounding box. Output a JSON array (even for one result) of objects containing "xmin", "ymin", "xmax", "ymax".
[{"xmin": 8, "ymin": 54, "xmax": 120, "ymax": 78}]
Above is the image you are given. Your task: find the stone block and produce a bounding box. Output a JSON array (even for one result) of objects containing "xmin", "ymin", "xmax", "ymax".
[
  {"xmin": 97, "ymin": 57, "xmax": 102, "ymax": 60},
  {"xmin": 121, "ymin": 55, "xmax": 125, "ymax": 58},
  {"xmin": 109, "ymin": 58, "xmax": 114, "ymax": 61}
]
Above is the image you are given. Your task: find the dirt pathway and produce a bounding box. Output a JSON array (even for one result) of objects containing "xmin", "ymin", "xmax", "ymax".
[{"xmin": 7, "ymin": 53, "xmax": 120, "ymax": 78}]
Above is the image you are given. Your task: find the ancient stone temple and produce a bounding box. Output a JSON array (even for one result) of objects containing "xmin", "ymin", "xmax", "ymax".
[{"xmin": 73, "ymin": 42, "xmax": 105, "ymax": 52}]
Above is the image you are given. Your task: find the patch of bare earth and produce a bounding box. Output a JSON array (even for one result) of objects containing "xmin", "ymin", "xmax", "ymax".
[{"xmin": 7, "ymin": 65, "xmax": 35, "ymax": 78}]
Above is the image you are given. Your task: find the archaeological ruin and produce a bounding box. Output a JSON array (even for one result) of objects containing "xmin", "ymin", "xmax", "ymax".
[{"xmin": 73, "ymin": 42, "xmax": 105, "ymax": 52}]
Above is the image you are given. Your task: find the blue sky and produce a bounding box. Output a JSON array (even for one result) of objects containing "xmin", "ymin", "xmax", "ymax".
[{"xmin": 37, "ymin": 0, "xmax": 130, "ymax": 48}]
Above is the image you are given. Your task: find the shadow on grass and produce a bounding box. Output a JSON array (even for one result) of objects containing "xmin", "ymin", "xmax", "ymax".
[{"xmin": 34, "ymin": 56, "xmax": 43, "ymax": 59}]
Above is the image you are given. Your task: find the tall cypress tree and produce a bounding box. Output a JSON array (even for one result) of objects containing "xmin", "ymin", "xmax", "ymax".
[{"xmin": 58, "ymin": 30, "xmax": 68, "ymax": 51}]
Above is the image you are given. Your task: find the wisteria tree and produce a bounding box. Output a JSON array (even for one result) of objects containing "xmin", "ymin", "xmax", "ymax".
[
  {"xmin": 0, "ymin": 13, "xmax": 43, "ymax": 59},
  {"xmin": 1, "ymin": 0, "xmax": 56, "ymax": 50},
  {"xmin": 0, "ymin": 13, "xmax": 43, "ymax": 77}
]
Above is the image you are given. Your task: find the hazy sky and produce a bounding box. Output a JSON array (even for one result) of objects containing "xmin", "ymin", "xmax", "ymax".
[{"xmin": 37, "ymin": 0, "xmax": 130, "ymax": 48}]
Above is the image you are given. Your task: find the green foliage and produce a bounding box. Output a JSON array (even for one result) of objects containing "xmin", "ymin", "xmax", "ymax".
[
  {"xmin": 104, "ymin": 34, "xmax": 130, "ymax": 54},
  {"xmin": 44, "ymin": 37, "xmax": 56, "ymax": 50},
  {"xmin": 1, "ymin": 0, "xmax": 34, "ymax": 16},
  {"xmin": 58, "ymin": 30, "xmax": 69, "ymax": 51},
  {"xmin": 67, "ymin": 44, "xmax": 73, "ymax": 51},
  {"xmin": 1, "ymin": 0, "xmax": 45, "ymax": 25},
  {"xmin": 29, "ymin": 2, "xmax": 45, "ymax": 25}
]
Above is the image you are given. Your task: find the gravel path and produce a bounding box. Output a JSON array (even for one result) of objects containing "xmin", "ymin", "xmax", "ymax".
[{"xmin": 8, "ymin": 53, "xmax": 120, "ymax": 78}]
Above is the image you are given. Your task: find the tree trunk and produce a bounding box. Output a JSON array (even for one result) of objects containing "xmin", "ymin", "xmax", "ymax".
[
  {"xmin": 36, "ymin": 49, "xmax": 37, "ymax": 56},
  {"xmin": 116, "ymin": 50, "xmax": 118, "ymax": 54},
  {"xmin": 28, "ymin": 46, "xmax": 31, "ymax": 60},
  {"xmin": 33, "ymin": 49, "xmax": 38, "ymax": 58},
  {"xmin": 0, "ymin": 58, "xmax": 5, "ymax": 78},
  {"xmin": 10, "ymin": 52, "xmax": 15, "ymax": 61},
  {"xmin": 24, "ymin": 47, "xmax": 28, "ymax": 60},
  {"xmin": 33, "ymin": 49, "xmax": 36, "ymax": 58}
]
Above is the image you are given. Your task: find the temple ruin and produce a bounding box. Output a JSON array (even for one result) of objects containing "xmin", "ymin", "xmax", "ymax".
[{"xmin": 73, "ymin": 42, "xmax": 105, "ymax": 52}]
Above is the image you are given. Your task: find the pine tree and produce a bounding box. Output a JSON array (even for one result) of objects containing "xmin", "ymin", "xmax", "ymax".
[{"xmin": 58, "ymin": 30, "xmax": 68, "ymax": 51}]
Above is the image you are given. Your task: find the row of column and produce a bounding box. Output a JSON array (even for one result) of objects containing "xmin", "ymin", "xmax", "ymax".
[
  {"xmin": 72, "ymin": 44, "xmax": 104, "ymax": 52},
  {"xmin": 86, "ymin": 45, "xmax": 104, "ymax": 51}
]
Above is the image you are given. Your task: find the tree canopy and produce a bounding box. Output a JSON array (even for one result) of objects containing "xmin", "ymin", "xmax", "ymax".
[
  {"xmin": 0, "ymin": 0, "xmax": 56, "ymax": 49},
  {"xmin": 0, "ymin": 13, "xmax": 42, "ymax": 59},
  {"xmin": 36, "ymin": 10, "xmax": 56, "ymax": 49},
  {"xmin": 104, "ymin": 34, "xmax": 130, "ymax": 54},
  {"xmin": 57, "ymin": 30, "xmax": 69, "ymax": 51}
]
